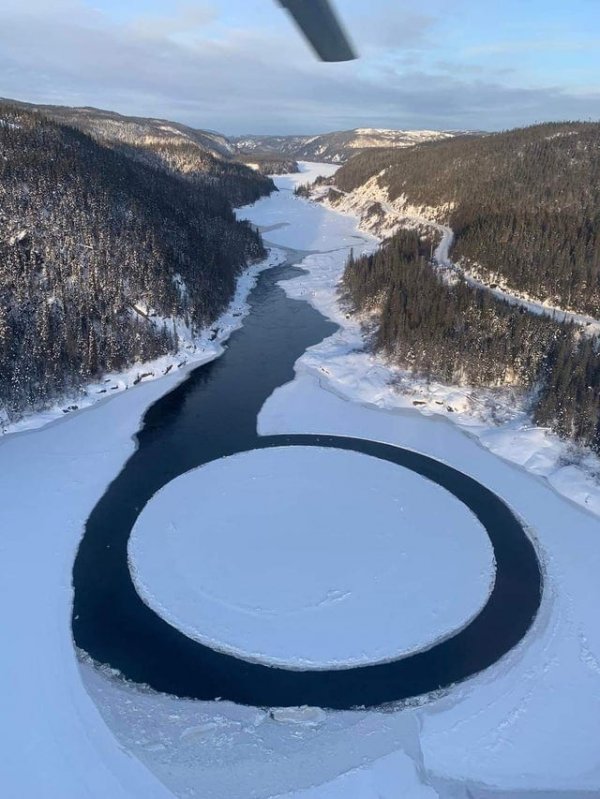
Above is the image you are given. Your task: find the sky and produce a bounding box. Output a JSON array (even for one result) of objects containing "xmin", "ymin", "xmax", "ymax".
[{"xmin": 0, "ymin": 0, "xmax": 599, "ymax": 134}]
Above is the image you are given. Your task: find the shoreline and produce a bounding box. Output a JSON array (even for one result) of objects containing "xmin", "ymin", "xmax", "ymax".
[
  {"xmin": 290, "ymin": 178, "xmax": 600, "ymax": 519},
  {"xmin": 0, "ymin": 247, "xmax": 286, "ymax": 441}
]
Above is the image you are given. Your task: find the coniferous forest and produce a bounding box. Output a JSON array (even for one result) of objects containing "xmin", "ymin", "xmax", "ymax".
[
  {"xmin": 8, "ymin": 99, "xmax": 277, "ymax": 207},
  {"xmin": 336, "ymin": 123, "xmax": 600, "ymax": 316},
  {"xmin": 0, "ymin": 104, "xmax": 267, "ymax": 422},
  {"xmin": 344, "ymin": 230, "xmax": 600, "ymax": 454}
]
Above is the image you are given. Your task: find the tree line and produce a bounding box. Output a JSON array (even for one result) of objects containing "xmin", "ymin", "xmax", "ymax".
[{"xmin": 343, "ymin": 229, "xmax": 600, "ymax": 453}]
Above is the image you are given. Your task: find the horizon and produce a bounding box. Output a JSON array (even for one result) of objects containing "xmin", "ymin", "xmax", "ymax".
[
  {"xmin": 3, "ymin": 94, "xmax": 596, "ymax": 139},
  {"xmin": 1, "ymin": 1, "xmax": 599, "ymax": 134}
]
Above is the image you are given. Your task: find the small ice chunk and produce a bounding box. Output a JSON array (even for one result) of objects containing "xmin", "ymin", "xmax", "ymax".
[{"xmin": 269, "ymin": 706, "xmax": 326, "ymax": 726}]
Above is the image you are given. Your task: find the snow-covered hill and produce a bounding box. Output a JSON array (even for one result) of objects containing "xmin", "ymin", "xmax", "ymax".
[
  {"xmin": 315, "ymin": 122, "xmax": 600, "ymax": 459},
  {"xmin": 6, "ymin": 100, "xmax": 468, "ymax": 172},
  {"xmin": 232, "ymin": 128, "xmax": 468, "ymax": 164},
  {"xmin": 6, "ymin": 98, "xmax": 235, "ymax": 157},
  {"xmin": 2, "ymin": 98, "xmax": 277, "ymax": 204},
  {"xmin": 0, "ymin": 102, "xmax": 270, "ymax": 428}
]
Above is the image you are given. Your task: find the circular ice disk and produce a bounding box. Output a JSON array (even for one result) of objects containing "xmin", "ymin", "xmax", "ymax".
[{"xmin": 128, "ymin": 447, "xmax": 495, "ymax": 669}]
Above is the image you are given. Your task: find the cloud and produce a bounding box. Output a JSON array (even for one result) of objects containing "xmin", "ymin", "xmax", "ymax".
[
  {"xmin": 434, "ymin": 60, "xmax": 486, "ymax": 76},
  {"xmin": 130, "ymin": 4, "xmax": 217, "ymax": 40},
  {"xmin": 0, "ymin": 0, "xmax": 599, "ymax": 133},
  {"xmin": 354, "ymin": 4, "xmax": 436, "ymax": 52},
  {"xmin": 465, "ymin": 38, "xmax": 600, "ymax": 57}
]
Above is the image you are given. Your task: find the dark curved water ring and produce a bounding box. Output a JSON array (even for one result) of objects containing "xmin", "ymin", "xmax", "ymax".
[
  {"xmin": 76, "ymin": 431, "xmax": 542, "ymax": 710},
  {"xmin": 72, "ymin": 262, "xmax": 542, "ymax": 710}
]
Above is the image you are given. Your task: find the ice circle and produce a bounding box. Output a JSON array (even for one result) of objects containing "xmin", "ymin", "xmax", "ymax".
[{"xmin": 128, "ymin": 446, "xmax": 496, "ymax": 670}]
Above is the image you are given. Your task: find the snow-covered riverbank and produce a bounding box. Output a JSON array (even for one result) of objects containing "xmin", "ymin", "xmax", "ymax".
[
  {"xmin": 90, "ymin": 164, "xmax": 600, "ymax": 797},
  {"xmin": 0, "ymin": 244, "xmax": 286, "ymax": 798},
  {"xmin": 311, "ymin": 174, "xmax": 600, "ymax": 517},
  {"xmin": 435, "ymin": 226, "xmax": 600, "ymax": 336},
  {"xmin": 251, "ymin": 165, "xmax": 600, "ymax": 794},
  {"xmin": 0, "ymin": 248, "xmax": 285, "ymax": 438}
]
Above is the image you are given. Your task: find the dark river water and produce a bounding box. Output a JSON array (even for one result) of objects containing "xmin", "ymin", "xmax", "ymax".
[{"xmin": 72, "ymin": 259, "xmax": 542, "ymax": 710}]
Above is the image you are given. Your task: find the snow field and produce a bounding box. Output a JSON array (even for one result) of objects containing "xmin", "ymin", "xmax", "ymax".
[
  {"xmin": 94, "ymin": 163, "xmax": 600, "ymax": 796},
  {"xmin": 0, "ymin": 247, "xmax": 284, "ymax": 798}
]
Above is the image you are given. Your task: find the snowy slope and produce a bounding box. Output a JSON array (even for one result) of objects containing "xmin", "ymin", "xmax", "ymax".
[
  {"xmin": 0, "ymin": 249, "xmax": 282, "ymax": 798},
  {"xmin": 0, "ymin": 246, "xmax": 283, "ymax": 438},
  {"xmin": 6, "ymin": 98, "xmax": 235, "ymax": 158},
  {"xmin": 327, "ymin": 176, "xmax": 600, "ymax": 335},
  {"xmin": 232, "ymin": 129, "xmax": 464, "ymax": 164}
]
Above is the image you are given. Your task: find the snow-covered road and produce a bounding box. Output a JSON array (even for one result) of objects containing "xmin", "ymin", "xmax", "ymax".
[
  {"xmin": 329, "ymin": 177, "xmax": 600, "ymax": 336},
  {"xmin": 433, "ymin": 225, "xmax": 600, "ymax": 335}
]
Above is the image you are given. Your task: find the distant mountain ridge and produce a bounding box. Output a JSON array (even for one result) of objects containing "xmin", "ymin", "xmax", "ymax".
[
  {"xmin": 4, "ymin": 100, "xmax": 469, "ymax": 171},
  {"xmin": 3, "ymin": 98, "xmax": 235, "ymax": 156},
  {"xmin": 232, "ymin": 128, "xmax": 470, "ymax": 164}
]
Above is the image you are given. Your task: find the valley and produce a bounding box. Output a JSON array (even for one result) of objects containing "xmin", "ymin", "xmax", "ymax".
[
  {"xmin": 2, "ymin": 1, "xmax": 599, "ymax": 797},
  {"xmin": 1, "ymin": 163, "xmax": 599, "ymax": 799}
]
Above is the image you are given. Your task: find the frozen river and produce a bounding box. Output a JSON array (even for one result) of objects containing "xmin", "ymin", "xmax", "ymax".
[{"xmin": 72, "ymin": 184, "xmax": 541, "ymax": 709}]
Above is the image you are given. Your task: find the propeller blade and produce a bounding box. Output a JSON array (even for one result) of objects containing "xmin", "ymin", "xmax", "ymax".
[{"xmin": 276, "ymin": 0, "xmax": 357, "ymax": 62}]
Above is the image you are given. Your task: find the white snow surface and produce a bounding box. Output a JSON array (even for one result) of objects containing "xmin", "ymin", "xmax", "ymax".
[
  {"xmin": 0, "ymin": 369, "xmax": 183, "ymax": 798},
  {"xmin": 93, "ymin": 164, "xmax": 600, "ymax": 796},
  {"xmin": 250, "ymin": 169, "xmax": 600, "ymax": 793},
  {"xmin": 82, "ymin": 661, "xmax": 439, "ymax": 799},
  {"xmin": 128, "ymin": 446, "xmax": 494, "ymax": 669},
  {"xmin": 286, "ymin": 751, "xmax": 439, "ymax": 799},
  {"xmin": 258, "ymin": 373, "xmax": 600, "ymax": 794},
  {"xmin": 239, "ymin": 162, "xmax": 353, "ymax": 252},
  {"xmin": 2, "ymin": 161, "xmax": 600, "ymax": 799}
]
